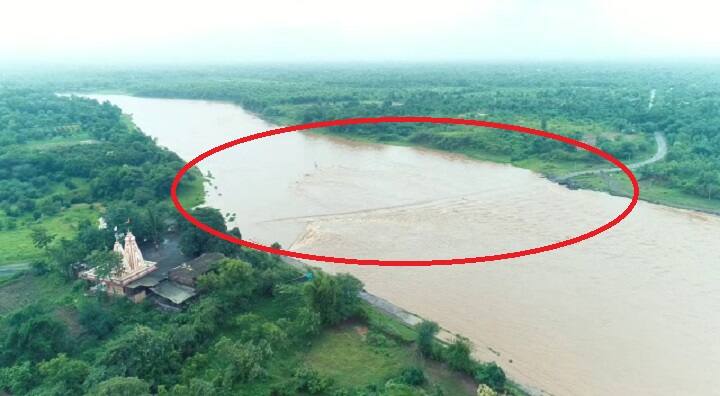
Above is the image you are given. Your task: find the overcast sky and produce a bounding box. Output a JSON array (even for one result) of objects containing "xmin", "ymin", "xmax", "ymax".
[{"xmin": 1, "ymin": 0, "xmax": 718, "ymax": 64}]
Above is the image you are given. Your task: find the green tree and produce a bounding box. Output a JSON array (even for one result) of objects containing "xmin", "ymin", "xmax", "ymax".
[
  {"xmin": 162, "ymin": 379, "xmax": 217, "ymax": 396},
  {"xmin": 1, "ymin": 305, "xmax": 68, "ymax": 363},
  {"xmin": 398, "ymin": 367, "xmax": 426, "ymax": 386},
  {"xmin": 30, "ymin": 226, "xmax": 55, "ymax": 250},
  {"xmin": 304, "ymin": 273, "xmax": 363, "ymax": 326},
  {"xmin": 0, "ymin": 362, "xmax": 36, "ymax": 395},
  {"xmin": 87, "ymin": 377, "xmax": 151, "ymax": 396},
  {"xmin": 178, "ymin": 207, "xmax": 228, "ymax": 257},
  {"xmin": 415, "ymin": 321, "xmax": 440, "ymax": 358},
  {"xmin": 78, "ymin": 299, "xmax": 118, "ymax": 338},
  {"xmin": 144, "ymin": 206, "xmax": 166, "ymax": 248},
  {"xmin": 474, "ymin": 362, "xmax": 506, "ymax": 391},
  {"xmin": 97, "ymin": 325, "xmax": 180, "ymax": 385},
  {"xmin": 293, "ymin": 366, "xmax": 333, "ymax": 394},
  {"xmin": 37, "ymin": 354, "xmax": 91, "ymax": 396},
  {"xmin": 698, "ymin": 171, "xmax": 720, "ymax": 199},
  {"xmin": 47, "ymin": 237, "xmax": 87, "ymax": 279},
  {"xmin": 444, "ymin": 336, "xmax": 474, "ymax": 373},
  {"xmin": 77, "ymin": 219, "xmax": 114, "ymax": 252},
  {"xmin": 211, "ymin": 337, "xmax": 272, "ymax": 386},
  {"xmin": 197, "ymin": 258, "xmax": 257, "ymax": 309},
  {"xmin": 86, "ymin": 250, "xmax": 123, "ymax": 279},
  {"xmin": 289, "ymin": 306, "xmax": 322, "ymax": 339}
]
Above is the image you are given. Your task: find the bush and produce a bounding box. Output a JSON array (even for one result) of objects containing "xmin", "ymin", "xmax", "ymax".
[
  {"xmin": 1, "ymin": 305, "xmax": 69, "ymax": 363},
  {"xmin": 474, "ymin": 362, "xmax": 506, "ymax": 391},
  {"xmin": 477, "ymin": 384, "xmax": 497, "ymax": 396},
  {"xmin": 87, "ymin": 376, "xmax": 151, "ymax": 396},
  {"xmin": 97, "ymin": 325, "xmax": 180, "ymax": 385},
  {"xmin": 382, "ymin": 381, "xmax": 420, "ymax": 396},
  {"xmin": 293, "ymin": 366, "xmax": 333, "ymax": 394},
  {"xmin": 37, "ymin": 354, "xmax": 91, "ymax": 396},
  {"xmin": 163, "ymin": 379, "xmax": 217, "ymax": 396},
  {"xmin": 444, "ymin": 336, "xmax": 474, "ymax": 373},
  {"xmin": 78, "ymin": 299, "xmax": 118, "ymax": 338},
  {"xmin": 0, "ymin": 361, "xmax": 36, "ymax": 395},
  {"xmin": 269, "ymin": 380, "xmax": 299, "ymax": 396},
  {"xmin": 31, "ymin": 259, "xmax": 50, "ymax": 275},
  {"xmin": 210, "ymin": 338, "xmax": 272, "ymax": 386},
  {"xmin": 367, "ymin": 331, "xmax": 396, "ymax": 348},
  {"xmin": 305, "ymin": 273, "xmax": 363, "ymax": 326},
  {"xmin": 415, "ymin": 321, "xmax": 440, "ymax": 358},
  {"xmin": 397, "ymin": 367, "xmax": 426, "ymax": 386}
]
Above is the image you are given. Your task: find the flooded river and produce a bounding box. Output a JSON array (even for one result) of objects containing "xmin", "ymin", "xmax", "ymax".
[{"xmin": 86, "ymin": 94, "xmax": 720, "ymax": 396}]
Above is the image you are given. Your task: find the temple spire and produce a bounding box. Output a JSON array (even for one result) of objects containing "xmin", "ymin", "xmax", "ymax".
[{"xmin": 123, "ymin": 231, "xmax": 144, "ymax": 271}]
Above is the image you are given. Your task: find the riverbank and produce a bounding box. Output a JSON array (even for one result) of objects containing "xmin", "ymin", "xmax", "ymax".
[
  {"xmin": 306, "ymin": 127, "xmax": 720, "ymax": 216},
  {"xmin": 82, "ymin": 89, "xmax": 720, "ymax": 215},
  {"xmin": 85, "ymin": 94, "xmax": 720, "ymax": 396},
  {"xmin": 281, "ymin": 256, "xmax": 537, "ymax": 396}
]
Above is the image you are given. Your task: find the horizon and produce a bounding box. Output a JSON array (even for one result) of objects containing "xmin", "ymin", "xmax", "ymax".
[{"xmin": 2, "ymin": 0, "xmax": 718, "ymax": 64}]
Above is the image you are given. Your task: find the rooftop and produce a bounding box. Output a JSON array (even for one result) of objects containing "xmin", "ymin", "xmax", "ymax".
[
  {"xmin": 168, "ymin": 252, "xmax": 224, "ymax": 286},
  {"xmin": 150, "ymin": 280, "xmax": 197, "ymax": 305}
]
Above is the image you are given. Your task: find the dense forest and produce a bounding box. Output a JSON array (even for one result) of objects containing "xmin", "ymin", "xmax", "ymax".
[
  {"xmin": 0, "ymin": 91, "xmax": 517, "ymax": 395},
  {"xmin": 12, "ymin": 63, "xmax": 715, "ymax": 210},
  {"xmin": 0, "ymin": 90, "xmax": 204, "ymax": 264}
]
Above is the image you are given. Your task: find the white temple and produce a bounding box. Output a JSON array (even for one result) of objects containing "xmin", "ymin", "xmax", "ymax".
[{"xmin": 80, "ymin": 231, "xmax": 157, "ymax": 297}]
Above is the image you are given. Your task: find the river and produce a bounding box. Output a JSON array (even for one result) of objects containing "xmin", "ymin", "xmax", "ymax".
[{"xmin": 85, "ymin": 94, "xmax": 720, "ymax": 396}]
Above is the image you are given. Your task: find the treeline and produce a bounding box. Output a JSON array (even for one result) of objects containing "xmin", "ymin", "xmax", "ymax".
[
  {"xmin": 109, "ymin": 64, "xmax": 718, "ymax": 201},
  {"xmin": 0, "ymin": 90, "xmax": 198, "ymax": 228},
  {"xmin": 640, "ymin": 84, "xmax": 720, "ymax": 199},
  {"xmin": 25, "ymin": 63, "xmax": 719, "ymax": 199}
]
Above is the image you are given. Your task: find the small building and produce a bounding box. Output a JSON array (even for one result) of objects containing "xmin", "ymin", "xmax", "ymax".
[
  {"xmin": 79, "ymin": 232, "xmax": 158, "ymax": 299},
  {"xmin": 125, "ymin": 273, "xmax": 165, "ymax": 303},
  {"xmin": 150, "ymin": 280, "xmax": 198, "ymax": 311},
  {"xmin": 168, "ymin": 252, "xmax": 224, "ymax": 287},
  {"xmin": 148, "ymin": 252, "xmax": 224, "ymax": 310}
]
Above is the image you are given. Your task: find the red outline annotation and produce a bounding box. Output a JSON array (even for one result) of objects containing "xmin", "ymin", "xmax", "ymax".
[{"xmin": 170, "ymin": 116, "xmax": 639, "ymax": 266}]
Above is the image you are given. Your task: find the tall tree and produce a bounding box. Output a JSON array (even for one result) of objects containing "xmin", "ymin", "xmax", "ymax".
[
  {"xmin": 46, "ymin": 237, "xmax": 87, "ymax": 279},
  {"xmin": 415, "ymin": 321, "xmax": 440, "ymax": 358},
  {"xmin": 304, "ymin": 273, "xmax": 362, "ymax": 326},
  {"xmin": 37, "ymin": 354, "xmax": 91, "ymax": 396},
  {"xmin": 178, "ymin": 207, "xmax": 227, "ymax": 257},
  {"xmin": 198, "ymin": 258, "xmax": 256, "ymax": 310},
  {"xmin": 86, "ymin": 250, "xmax": 123, "ymax": 279},
  {"xmin": 97, "ymin": 326, "xmax": 179, "ymax": 386},
  {"xmin": 30, "ymin": 226, "xmax": 55, "ymax": 250}
]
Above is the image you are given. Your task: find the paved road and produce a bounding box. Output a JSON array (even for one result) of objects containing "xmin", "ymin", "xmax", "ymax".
[{"xmin": 556, "ymin": 132, "xmax": 667, "ymax": 181}]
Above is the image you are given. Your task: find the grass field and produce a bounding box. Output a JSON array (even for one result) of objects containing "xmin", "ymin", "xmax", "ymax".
[
  {"xmin": 572, "ymin": 172, "xmax": 720, "ymax": 214},
  {"xmin": 304, "ymin": 325, "xmax": 476, "ymax": 395},
  {"xmin": 305, "ymin": 326, "xmax": 412, "ymax": 388},
  {"xmin": 0, "ymin": 204, "xmax": 98, "ymax": 266},
  {"xmin": 0, "ymin": 273, "xmax": 78, "ymax": 315},
  {"xmin": 176, "ymin": 168, "xmax": 206, "ymax": 208}
]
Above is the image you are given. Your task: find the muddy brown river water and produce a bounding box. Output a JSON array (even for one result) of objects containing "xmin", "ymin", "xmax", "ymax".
[{"xmin": 86, "ymin": 94, "xmax": 720, "ymax": 396}]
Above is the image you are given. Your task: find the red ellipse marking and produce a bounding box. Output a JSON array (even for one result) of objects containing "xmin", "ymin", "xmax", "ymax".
[{"xmin": 170, "ymin": 116, "xmax": 639, "ymax": 266}]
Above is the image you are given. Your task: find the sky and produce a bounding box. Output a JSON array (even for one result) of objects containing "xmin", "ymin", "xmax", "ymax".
[{"xmin": 1, "ymin": 0, "xmax": 719, "ymax": 64}]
